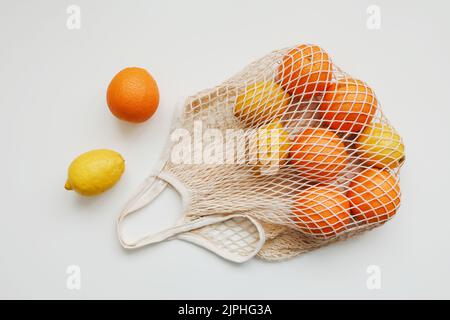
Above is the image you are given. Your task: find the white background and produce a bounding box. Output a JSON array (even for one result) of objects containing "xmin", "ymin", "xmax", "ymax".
[{"xmin": 1, "ymin": 0, "xmax": 450, "ymax": 299}]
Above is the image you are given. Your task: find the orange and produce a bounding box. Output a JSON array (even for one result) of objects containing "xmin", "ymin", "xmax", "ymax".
[
  {"xmin": 277, "ymin": 44, "xmax": 332, "ymax": 100},
  {"xmin": 290, "ymin": 127, "xmax": 348, "ymax": 182},
  {"xmin": 348, "ymin": 168, "xmax": 401, "ymax": 224},
  {"xmin": 107, "ymin": 67, "xmax": 159, "ymax": 123},
  {"xmin": 320, "ymin": 78, "xmax": 377, "ymax": 133},
  {"xmin": 292, "ymin": 185, "xmax": 351, "ymax": 238}
]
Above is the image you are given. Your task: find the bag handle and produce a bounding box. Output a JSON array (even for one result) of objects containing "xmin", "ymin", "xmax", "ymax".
[
  {"xmin": 117, "ymin": 170, "xmax": 190, "ymax": 249},
  {"xmin": 116, "ymin": 96, "xmax": 265, "ymax": 261},
  {"xmin": 117, "ymin": 170, "xmax": 266, "ymax": 262}
]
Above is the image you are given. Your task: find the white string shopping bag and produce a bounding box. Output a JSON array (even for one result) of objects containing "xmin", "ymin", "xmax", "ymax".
[{"xmin": 117, "ymin": 44, "xmax": 405, "ymax": 262}]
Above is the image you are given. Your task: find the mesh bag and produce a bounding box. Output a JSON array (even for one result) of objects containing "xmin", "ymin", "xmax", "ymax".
[{"xmin": 117, "ymin": 44, "xmax": 405, "ymax": 262}]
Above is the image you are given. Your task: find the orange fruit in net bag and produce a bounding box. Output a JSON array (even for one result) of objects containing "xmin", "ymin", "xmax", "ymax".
[
  {"xmin": 292, "ymin": 185, "xmax": 351, "ymax": 238},
  {"xmin": 319, "ymin": 78, "xmax": 377, "ymax": 133},
  {"xmin": 290, "ymin": 127, "xmax": 348, "ymax": 182},
  {"xmin": 348, "ymin": 168, "xmax": 401, "ymax": 224},
  {"xmin": 107, "ymin": 67, "xmax": 159, "ymax": 123},
  {"xmin": 277, "ymin": 44, "xmax": 332, "ymax": 100}
]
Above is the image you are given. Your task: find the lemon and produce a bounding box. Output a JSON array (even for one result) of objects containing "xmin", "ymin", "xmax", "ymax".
[
  {"xmin": 234, "ymin": 81, "xmax": 289, "ymax": 126},
  {"xmin": 253, "ymin": 119, "xmax": 290, "ymax": 174},
  {"xmin": 356, "ymin": 122, "xmax": 405, "ymax": 169},
  {"xmin": 65, "ymin": 149, "xmax": 125, "ymax": 196}
]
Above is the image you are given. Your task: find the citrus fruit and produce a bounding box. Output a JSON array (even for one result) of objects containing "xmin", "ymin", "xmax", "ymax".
[
  {"xmin": 234, "ymin": 81, "xmax": 289, "ymax": 126},
  {"xmin": 292, "ymin": 185, "xmax": 351, "ymax": 238},
  {"xmin": 254, "ymin": 119, "xmax": 290, "ymax": 174},
  {"xmin": 107, "ymin": 67, "xmax": 159, "ymax": 123},
  {"xmin": 320, "ymin": 78, "xmax": 377, "ymax": 133},
  {"xmin": 277, "ymin": 44, "xmax": 332, "ymax": 100},
  {"xmin": 290, "ymin": 127, "xmax": 348, "ymax": 182},
  {"xmin": 356, "ymin": 122, "xmax": 405, "ymax": 169},
  {"xmin": 348, "ymin": 168, "xmax": 400, "ymax": 224},
  {"xmin": 65, "ymin": 149, "xmax": 125, "ymax": 196}
]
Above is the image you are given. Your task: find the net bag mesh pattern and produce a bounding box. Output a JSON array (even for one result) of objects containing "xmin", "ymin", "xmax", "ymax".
[{"xmin": 120, "ymin": 44, "xmax": 405, "ymax": 261}]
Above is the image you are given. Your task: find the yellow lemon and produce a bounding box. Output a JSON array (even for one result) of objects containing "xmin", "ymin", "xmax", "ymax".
[
  {"xmin": 253, "ymin": 119, "xmax": 290, "ymax": 174},
  {"xmin": 65, "ymin": 149, "xmax": 125, "ymax": 196},
  {"xmin": 356, "ymin": 122, "xmax": 405, "ymax": 169},
  {"xmin": 234, "ymin": 81, "xmax": 289, "ymax": 126}
]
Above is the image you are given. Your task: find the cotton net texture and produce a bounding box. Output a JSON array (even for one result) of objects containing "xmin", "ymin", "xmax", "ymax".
[{"xmin": 161, "ymin": 44, "xmax": 405, "ymax": 260}]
